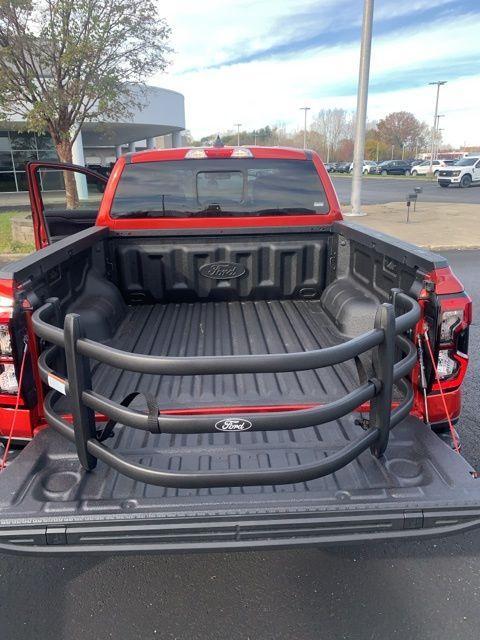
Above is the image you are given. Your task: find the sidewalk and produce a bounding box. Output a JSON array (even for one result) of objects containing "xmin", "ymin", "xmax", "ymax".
[{"xmin": 346, "ymin": 202, "xmax": 480, "ymax": 250}]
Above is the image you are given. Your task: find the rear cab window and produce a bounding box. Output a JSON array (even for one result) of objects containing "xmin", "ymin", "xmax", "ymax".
[{"xmin": 110, "ymin": 158, "xmax": 329, "ymax": 218}]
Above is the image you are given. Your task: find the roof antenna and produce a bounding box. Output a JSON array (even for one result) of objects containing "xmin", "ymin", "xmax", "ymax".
[{"xmin": 213, "ymin": 135, "xmax": 224, "ymax": 148}]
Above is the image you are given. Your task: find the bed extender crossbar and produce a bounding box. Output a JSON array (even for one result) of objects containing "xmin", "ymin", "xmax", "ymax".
[{"xmin": 32, "ymin": 289, "xmax": 421, "ymax": 488}]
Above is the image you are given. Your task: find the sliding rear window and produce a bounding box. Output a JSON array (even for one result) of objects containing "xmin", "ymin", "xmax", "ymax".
[{"xmin": 111, "ymin": 158, "xmax": 329, "ymax": 218}]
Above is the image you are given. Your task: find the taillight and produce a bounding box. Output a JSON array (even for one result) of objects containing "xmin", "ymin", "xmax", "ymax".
[
  {"xmin": 435, "ymin": 294, "xmax": 471, "ymax": 386},
  {"xmin": 0, "ymin": 324, "xmax": 12, "ymax": 356},
  {"xmin": 0, "ymin": 295, "xmax": 19, "ymax": 395},
  {"xmin": 439, "ymin": 310, "xmax": 464, "ymax": 344}
]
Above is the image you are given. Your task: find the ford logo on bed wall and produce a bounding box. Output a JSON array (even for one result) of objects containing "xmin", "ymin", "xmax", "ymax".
[
  {"xmin": 199, "ymin": 262, "xmax": 246, "ymax": 280},
  {"xmin": 215, "ymin": 418, "xmax": 253, "ymax": 432}
]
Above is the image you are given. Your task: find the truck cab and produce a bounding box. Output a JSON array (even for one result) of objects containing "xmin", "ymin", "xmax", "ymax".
[{"xmin": 0, "ymin": 146, "xmax": 478, "ymax": 554}]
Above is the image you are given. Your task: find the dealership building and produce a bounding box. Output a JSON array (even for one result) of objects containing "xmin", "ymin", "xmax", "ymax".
[{"xmin": 0, "ymin": 85, "xmax": 185, "ymax": 193}]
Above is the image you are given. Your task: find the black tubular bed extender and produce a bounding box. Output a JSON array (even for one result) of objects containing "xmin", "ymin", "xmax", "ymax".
[{"xmin": 31, "ymin": 288, "xmax": 421, "ymax": 488}]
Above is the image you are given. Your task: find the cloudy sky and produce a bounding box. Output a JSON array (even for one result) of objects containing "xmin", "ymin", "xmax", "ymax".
[{"xmin": 153, "ymin": 0, "xmax": 480, "ymax": 147}]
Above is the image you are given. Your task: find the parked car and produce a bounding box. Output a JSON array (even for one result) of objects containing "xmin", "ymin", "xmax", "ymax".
[
  {"xmin": 349, "ymin": 160, "xmax": 377, "ymax": 174},
  {"xmin": 410, "ymin": 160, "xmax": 446, "ymax": 177},
  {"xmin": 437, "ymin": 156, "xmax": 480, "ymax": 188},
  {"xmin": 335, "ymin": 161, "xmax": 351, "ymax": 173},
  {"xmin": 0, "ymin": 147, "xmax": 475, "ymax": 554},
  {"xmin": 324, "ymin": 162, "xmax": 335, "ymax": 173},
  {"xmin": 375, "ymin": 160, "xmax": 411, "ymax": 175}
]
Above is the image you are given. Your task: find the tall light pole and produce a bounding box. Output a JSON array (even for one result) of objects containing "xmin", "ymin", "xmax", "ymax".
[
  {"xmin": 434, "ymin": 114, "xmax": 444, "ymax": 160},
  {"xmin": 428, "ymin": 81, "xmax": 446, "ymax": 172},
  {"xmin": 436, "ymin": 128, "xmax": 444, "ymax": 159},
  {"xmin": 348, "ymin": 0, "xmax": 374, "ymax": 217},
  {"xmin": 234, "ymin": 123, "xmax": 242, "ymax": 146},
  {"xmin": 300, "ymin": 107, "xmax": 310, "ymax": 149}
]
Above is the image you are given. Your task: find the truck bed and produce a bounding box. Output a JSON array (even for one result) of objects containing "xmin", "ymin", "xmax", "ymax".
[
  {"xmin": 56, "ymin": 298, "xmax": 360, "ymax": 413},
  {"xmin": 3, "ymin": 296, "xmax": 480, "ymax": 553}
]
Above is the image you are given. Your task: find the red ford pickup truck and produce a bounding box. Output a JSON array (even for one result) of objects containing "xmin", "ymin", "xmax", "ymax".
[{"xmin": 0, "ymin": 145, "xmax": 478, "ymax": 554}]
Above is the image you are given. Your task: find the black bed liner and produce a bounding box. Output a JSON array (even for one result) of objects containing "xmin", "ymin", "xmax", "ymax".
[
  {"xmin": 1, "ymin": 416, "xmax": 480, "ymax": 553},
  {"xmin": 55, "ymin": 299, "xmax": 359, "ymax": 413}
]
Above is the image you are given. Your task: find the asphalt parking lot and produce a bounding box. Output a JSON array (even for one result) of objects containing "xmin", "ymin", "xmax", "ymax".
[
  {"xmin": 0, "ymin": 249, "xmax": 479, "ymax": 640},
  {"xmin": 332, "ymin": 175, "xmax": 480, "ymax": 205}
]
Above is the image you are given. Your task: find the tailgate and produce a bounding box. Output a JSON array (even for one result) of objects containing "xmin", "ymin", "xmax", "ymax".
[{"xmin": 1, "ymin": 416, "xmax": 480, "ymax": 553}]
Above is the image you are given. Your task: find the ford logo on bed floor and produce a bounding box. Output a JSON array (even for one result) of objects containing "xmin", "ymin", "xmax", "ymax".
[
  {"xmin": 199, "ymin": 262, "xmax": 246, "ymax": 279},
  {"xmin": 215, "ymin": 418, "xmax": 253, "ymax": 431}
]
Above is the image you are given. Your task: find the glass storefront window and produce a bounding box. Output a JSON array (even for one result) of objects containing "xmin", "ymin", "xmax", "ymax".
[
  {"xmin": 37, "ymin": 149, "xmax": 59, "ymax": 161},
  {"xmin": 0, "ymin": 131, "xmax": 60, "ymax": 192},
  {"xmin": 12, "ymin": 150, "xmax": 38, "ymax": 171},
  {"xmin": 0, "ymin": 132, "xmax": 11, "ymax": 152},
  {"xmin": 14, "ymin": 172, "xmax": 29, "ymax": 191},
  {"xmin": 0, "ymin": 152, "xmax": 13, "ymax": 172},
  {"xmin": 36, "ymin": 134, "xmax": 56, "ymax": 150},
  {"xmin": 9, "ymin": 131, "xmax": 37, "ymax": 150},
  {"xmin": 0, "ymin": 173, "xmax": 17, "ymax": 191}
]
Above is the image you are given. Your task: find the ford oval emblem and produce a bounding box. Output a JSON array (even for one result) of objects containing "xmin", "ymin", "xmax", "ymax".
[
  {"xmin": 199, "ymin": 262, "xmax": 246, "ymax": 280},
  {"xmin": 214, "ymin": 418, "xmax": 253, "ymax": 432}
]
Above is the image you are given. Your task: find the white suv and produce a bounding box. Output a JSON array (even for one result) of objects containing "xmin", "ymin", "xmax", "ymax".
[
  {"xmin": 349, "ymin": 160, "xmax": 377, "ymax": 174},
  {"xmin": 410, "ymin": 159, "xmax": 446, "ymax": 177},
  {"xmin": 437, "ymin": 156, "xmax": 480, "ymax": 188}
]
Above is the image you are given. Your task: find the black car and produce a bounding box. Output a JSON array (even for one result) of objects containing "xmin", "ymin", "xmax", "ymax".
[
  {"xmin": 335, "ymin": 162, "xmax": 351, "ymax": 173},
  {"xmin": 375, "ymin": 160, "xmax": 411, "ymax": 176}
]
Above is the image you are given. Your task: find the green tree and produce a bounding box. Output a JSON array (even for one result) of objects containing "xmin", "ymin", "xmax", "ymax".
[{"xmin": 0, "ymin": 0, "xmax": 171, "ymax": 206}]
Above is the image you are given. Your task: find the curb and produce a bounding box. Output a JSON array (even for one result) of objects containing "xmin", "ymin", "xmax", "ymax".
[
  {"xmin": 420, "ymin": 245, "xmax": 480, "ymax": 252},
  {"xmin": 0, "ymin": 253, "xmax": 29, "ymax": 262}
]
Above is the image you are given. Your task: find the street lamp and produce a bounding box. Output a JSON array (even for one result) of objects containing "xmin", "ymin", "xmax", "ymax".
[
  {"xmin": 348, "ymin": 0, "xmax": 374, "ymax": 217},
  {"xmin": 234, "ymin": 123, "xmax": 242, "ymax": 146},
  {"xmin": 300, "ymin": 107, "xmax": 310, "ymax": 149},
  {"xmin": 428, "ymin": 81, "xmax": 447, "ymax": 172}
]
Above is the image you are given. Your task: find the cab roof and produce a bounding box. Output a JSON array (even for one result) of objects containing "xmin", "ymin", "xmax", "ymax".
[{"xmin": 128, "ymin": 146, "xmax": 310, "ymax": 164}]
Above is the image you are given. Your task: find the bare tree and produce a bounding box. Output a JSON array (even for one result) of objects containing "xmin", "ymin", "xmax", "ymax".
[
  {"xmin": 312, "ymin": 109, "xmax": 353, "ymax": 160},
  {"xmin": 0, "ymin": 0, "xmax": 171, "ymax": 207}
]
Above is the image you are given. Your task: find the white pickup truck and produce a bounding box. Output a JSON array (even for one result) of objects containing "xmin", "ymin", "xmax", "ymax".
[{"xmin": 437, "ymin": 156, "xmax": 480, "ymax": 188}]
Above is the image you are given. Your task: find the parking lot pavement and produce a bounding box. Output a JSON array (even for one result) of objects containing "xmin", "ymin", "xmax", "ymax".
[
  {"xmin": 0, "ymin": 249, "xmax": 479, "ymax": 640},
  {"xmin": 332, "ymin": 175, "xmax": 480, "ymax": 205}
]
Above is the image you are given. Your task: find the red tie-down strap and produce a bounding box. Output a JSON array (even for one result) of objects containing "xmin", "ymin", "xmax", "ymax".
[{"xmin": 422, "ymin": 328, "xmax": 460, "ymax": 454}]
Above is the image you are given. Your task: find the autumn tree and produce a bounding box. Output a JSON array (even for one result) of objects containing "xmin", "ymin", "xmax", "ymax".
[
  {"xmin": 0, "ymin": 0, "xmax": 171, "ymax": 206},
  {"xmin": 364, "ymin": 138, "xmax": 390, "ymax": 161},
  {"xmin": 376, "ymin": 112, "xmax": 429, "ymax": 156}
]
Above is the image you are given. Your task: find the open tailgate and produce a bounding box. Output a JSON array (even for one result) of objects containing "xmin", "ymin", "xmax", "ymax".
[{"xmin": 1, "ymin": 415, "xmax": 480, "ymax": 554}]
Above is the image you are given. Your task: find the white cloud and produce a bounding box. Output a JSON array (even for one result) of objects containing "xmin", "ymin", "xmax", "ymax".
[{"xmin": 152, "ymin": 0, "xmax": 480, "ymax": 147}]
